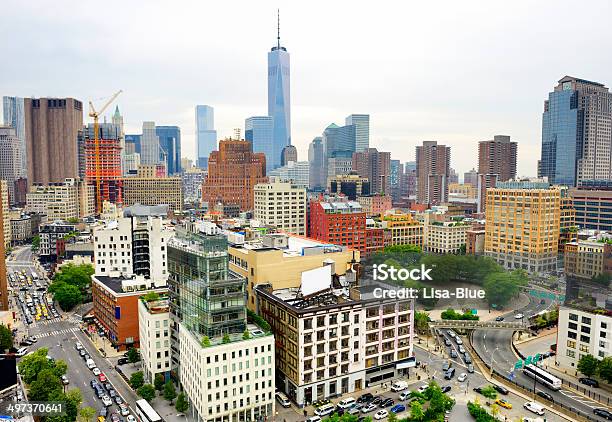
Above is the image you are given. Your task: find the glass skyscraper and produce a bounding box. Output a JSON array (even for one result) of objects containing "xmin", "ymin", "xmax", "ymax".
[
  {"xmin": 245, "ymin": 116, "xmax": 274, "ymax": 172},
  {"xmin": 156, "ymin": 126, "xmax": 181, "ymax": 175},
  {"xmin": 323, "ymin": 122, "xmax": 356, "ymax": 159},
  {"xmin": 195, "ymin": 105, "xmax": 217, "ymax": 169},
  {"xmin": 345, "ymin": 114, "xmax": 370, "ymax": 152},
  {"xmin": 267, "ymin": 28, "xmax": 291, "ymax": 170},
  {"xmin": 2, "ymin": 96, "xmax": 26, "ymax": 171}
]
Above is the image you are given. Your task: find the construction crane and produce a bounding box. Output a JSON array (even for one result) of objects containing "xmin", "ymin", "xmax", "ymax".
[{"xmin": 88, "ymin": 90, "xmax": 122, "ymax": 214}]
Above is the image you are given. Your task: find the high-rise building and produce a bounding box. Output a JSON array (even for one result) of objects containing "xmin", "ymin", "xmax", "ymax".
[
  {"xmin": 485, "ymin": 180, "xmax": 561, "ymax": 272},
  {"xmin": 181, "ymin": 167, "xmax": 205, "ymax": 204},
  {"xmin": 401, "ymin": 161, "xmax": 417, "ymax": 198},
  {"xmin": 140, "ymin": 121, "xmax": 160, "ymax": 165},
  {"xmin": 26, "ymin": 178, "xmax": 95, "ymax": 220},
  {"xmin": 308, "ymin": 137, "xmax": 325, "ymax": 190},
  {"xmin": 195, "ymin": 105, "xmax": 217, "ymax": 169},
  {"xmin": 0, "ymin": 181, "xmax": 10, "ymax": 250},
  {"xmin": 382, "ymin": 211, "xmax": 424, "ymax": 248},
  {"xmin": 245, "ymin": 116, "xmax": 274, "ymax": 172},
  {"xmin": 202, "ymin": 139, "xmax": 267, "ymax": 211},
  {"xmin": 0, "ymin": 196, "xmax": 6, "ymax": 311},
  {"xmin": 423, "ymin": 215, "xmax": 469, "ymax": 254},
  {"xmin": 280, "ymin": 144, "xmax": 297, "ymax": 166},
  {"xmin": 464, "ymin": 168, "xmax": 478, "ymax": 187},
  {"xmin": 478, "ymin": 135, "xmax": 517, "ymax": 182},
  {"xmin": 357, "ymin": 195, "xmax": 393, "ymax": 217},
  {"xmin": 156, "ymin": 126, "xmax": 181, "ymax": 175},
  {"xmin": 125, "ymin": 134, "xmax": 141, "ymax": 154},
  {"xmin": 390, "ymin": 159, "xmax": 402, "ymax": 202},
  {"xmin": 2, "ymin": 96, "xmax": 26, "ymax": 171},
  {"xmin": 541, "ymin": 76, "xmax": 612, "ymax": 186},
  {"xmin": 268, "ymin": 16, "xmax": 291, "ymax": 168},
  {"xmin": 416, "ymin": 141, "xmax": 451, "ymax": 205},
  {"xmin": 112, "ymin": 106, "xmax": 125, "ymax": 163},
  {"xmin": 326, "ymin": 157, "xmax": 353, "ymax": 179},
  {"xmin": 569, "ymin": 181, "xmax": 612, "ymax": 232},
  {"xmin": 268, "ymin": 161, "xmax": 309, "ymax": 187},
  {"xmin": 0, "ymin": 126, "xmax": 25, "ymax": 203},
  {"xmin": 138, "ymin": 294, "xmax": 171, "ymax": 383},
  {"xmin": 254, "ymin": 181, "xmax": 306, "ymax": 235},
  {"xmin": 323, "ymin": 123, "xmax": 356, "ymax": 162},
  {"xmin": 309, "ymin": 199, "xmax": 366, "ymax": 254},
  {"xmin": 23, "ymin": 97, "xmax": 83, "ymax": 185},
  {"xmin": 476, "ymin": 173, "xmax": 498, "ymax": 214},
  {"xmin": 352, "ymin": 148, "xmax": 391, "ymax": 194},
  {"xmin": 345, "ymin": 114, "xmax": 370, "ymax": 152}
]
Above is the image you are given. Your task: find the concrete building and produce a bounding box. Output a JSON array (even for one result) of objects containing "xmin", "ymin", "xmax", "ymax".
[
  {"xmin": 345, "ymin": 114, "xmax": 370, "ymax": 152},
  {"xmin": 253, "ymin": 181, "xmax": 306, "ymax": 235},
  {"xmin": 328, "ymin": 174, "xmax": 370, "ymax": 200},
  {"xmin": 485, "ymin": 180, "xmax": 561, "ymax": 272},
  {"xmin": 352, "ymin": 148, "xmax": 391, "ymax": 195},
  {"xmin": 0, "ymin": 199, "xmax": 6, "ymax": 311},
  {"xmin": 39, "ymin": 221, "xmax": 75, "ymax": 260},
  {"xmin": 308, "ymin": 137, "xmax": 326, "ymax": 191},
  {"xmin": 356, "ymin": 195, "xmax": 393, "ymax": 217},
  {"xmin": 138, "ymin": 294, "xmax": 172, "ymax": 383},
  {"xmin": 570, "ymin": 183, "xmax": 612, "ymax": 232},
  {"xmin": 449, "ymin": 183, "xmax": 477, "ymax": 200},
  {"xmin": 268, "ymin": 161, "xmax": 309, "ymax": 187},
  {"xmin": 0, "ymin": 126, "xmax": 25, "ymax": 203},
  {"xmin": 478, "ymin": 135, "xmax": 517, "ymax": 182},
  {"xmin": 10, "ymin": 214, "xmax": 34, "ymax": 244},
  {"xmin": 281, "ymin": 145, "xmax": 297, "ymax": 166},
  {"xmin": 476, "ymin": 173, "xmax": 498, "ymax": 214},
  {"xmin": 245, "ymin": 116, "xmax": 275, "ymax": 172},
  {"xmin": 182, "ymin": 167, "xmax": 205, "ymax": 204},
  {"xmin": 26, "ymin": 178, "xmax": 95, "ymax": 220},
  {"xmin": 122, "ymin": 153, "xmax": 141, "ymax": 176},
  {"xmin": 227, "ymin": 232, "xmax": 356, "ymax": 310},
  {"xmin": 416, "ymin": 141, "xmax": 451, "ymax": 206},
  {"xmin": 309, "ymin": 200, "xmax": 366, "ymax": 255},
  {"xmin": 140, "ymin": 122, "xmax": 160, "ymax": 166},
  {"xmin": 564, "ymin": 236, "xmax": 611, "ymax": 281},
  {"xmin": 381, "ymin": 212, "xmax": 424, "ymax": 249},
  {"xmin": 326, "ymin": 157, "xmax": 353, "ymax": 180},
  {"xmin": 202, "ymin": 139, "xmax": 267, "ymax": 211},
  {"xmin": 464, "ymin": 168, "xmax": 478, "ymax": 187},
  {"xmin": 2, "ymin": 96, "xmax": 26, "ymax": 172},
  {"xmin": 0, "ymin": 181, "xmax": 10, "ymax": 249},
  {"xmin": 423, "ymin": 217, "xmax": 469, "ymax": 255},
  {"xmin": 156, "ymin": 126, "xmax": 181, "ymax": 175},
  {"xmin": 22, "ymin": 97, "xmax": 83, "ymax": 186},
  {"xmin": 466, "ymin": 226, "xmax": 486, "ymax": 255},
  {"xmin": 122, "ymin": 176, "xmax": 183, "ymax": 212}
]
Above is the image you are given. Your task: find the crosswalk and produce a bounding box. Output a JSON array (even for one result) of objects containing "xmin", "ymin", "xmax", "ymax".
[
  {"xmin": 559, "ymin": 388, "xmax": 608, "ymax": 409},
  {"xmin": 34, "ymin": 315, "xmax": 81, "ymax": 326},
  {"xmin": 36, "ymin": 327, "xmax": 79, "ymax": 338}
]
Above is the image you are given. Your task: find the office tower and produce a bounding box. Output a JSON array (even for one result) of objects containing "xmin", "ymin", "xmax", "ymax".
[
  {"xmin": 328, "ymin": 174, "xmax": 370, "ymax": 200},
  {"xmin": 168, "ymin": 222, "xmax": 275, "ymax": 421},
  {"xmin": 23, "ymin": 97, "xmax": 83, "ymax": 185},
  {"xmin": 448, "ymin": 168, "xmax": 459, "ymax": 184},
  {"xmin": 280, "ymin": 144, "xmax": 297, "ymax": 166},
  {"xmin": 0, "ymin": 126, "xmax": 25, "ymax": 203},
  {"xmin": 308, "ymin": 199, "xmax": 366, "ymax": 254},
  {"xmin": 357, "ymin": 195, "xmax": 392, "ymax": 217},
  {"xmin": 254, "ymin": 181, "xmax": 306, "ymax": 235},
  {"xmin": 112, "ymin": 105, "xmax": 125, "ymax": 155},
  {"xmin": 570, "ymin": 181, "xmax": 612, "ymax": 232},
  {"xmin": 390, "ymin": 159, "xmax": 402, "ymax": 202},
  {"xmin": 478, "ymin": 135, "xmax": 517, "ymax": 182},
  {"xmin": 345, "ymin": 114, "xmax": 370, "ymax": 152},
  {"xmin": 323, "ymin": 123, "xmax": 356, "ymax": 162},
  {"xmin": 195, "ymin": 105, "xmax": 217, "ymax": 169},
  {"xmin": 122, "ymin": 176, "xmax": 183, "ymax": 212},
  {"xmin": 476, "ymin": 173, "xmax": 498, "ymax": 214},
  {"xmin": 156, "ymin": 126, "xmax": 181, "ymax": 175},
  {"xmin": 2, "ymin": 96, "xmax": 26, "ymax": 171},
  {"xmin": 83, "ymin": 122, "xmax": 123, "ymax": 210},
  {"xmin": 416, "ymin": 141, "xmax": 451, "ymax": 205},
  {"xmin": 268, "ymin": 14, "xmax": 291, "ymax": 167},
  {"xmin": 202, "ymin": 139, "xmax": 267, "ymax": 211},
  {"xmin": 485, "ymin": 180, "xmax": 561, "ymax": 272},
  {"xmin": 308, "ymin": 137, "xmax": 325, "ymax": 190},
  {"xmin": 326, "ymin": 157, "xmax": 353, "ymax": 179},
  {"xmin": 181, "ymin": 167, "xmax": 205, "ymax": 204},
  {"xmin": 245, "ymin": 116, "xmax": 274, "ymax": 172},
  {"xmin": 26, "ymin": 178, "xmax": 95, "ymax": 220},
  {"xmin": 352, "ymin": 148, "xmax": 391, "ymax": 194},
  {"xmin": 181, "ymin": 158, "xmax": 193, "ymax": 170},
  {"xmin": 125, "ymin": 134, "xmax": 141, "ymax": 154},
  {"xmin": 268, "ymin": 161, "xmax": 309, "ymax": 187},
  {"xmin": 401, "ymin": 161, "xmax": 417, "ymax": 198},
  {"xmin": 464, "ymin": 168, "xmax": 478, "ymax": 187},
  {"xmin": 122, "ymin": 153, "xmax": 141, "ymax": 175},
  {"xmin": 0, "ymin": 199, "xmax": 6, "ymax": 311},
  {"xmin": 541, "ymin": 76, "xmax": 612, "ymax": 186},
  {"xmin": 140, "ymin": 121, "xmax": 160, "ymax": 165}
]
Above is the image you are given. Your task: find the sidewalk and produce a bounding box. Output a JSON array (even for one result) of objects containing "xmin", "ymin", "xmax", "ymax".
[{"xmin": 541, "ymin": 360, "xmax": 612, "ymax": 405}]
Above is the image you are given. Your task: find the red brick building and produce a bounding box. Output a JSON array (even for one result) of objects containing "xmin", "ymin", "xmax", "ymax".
[
  {"xmin": 365, "ymin": 226, "xmax": 389, "ymax": 258},
  {"xmin": 202, "ymin": 139, "xmax": 267, "ymax": 211},
  {"xmin": 308, "ymin": 200, "xmax": 367, "ymax": 255}
]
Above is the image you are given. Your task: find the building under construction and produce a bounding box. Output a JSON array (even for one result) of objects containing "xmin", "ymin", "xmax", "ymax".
[{"xmin": 83, "ymin": 122, "xmax": 123, "ymax": 210}]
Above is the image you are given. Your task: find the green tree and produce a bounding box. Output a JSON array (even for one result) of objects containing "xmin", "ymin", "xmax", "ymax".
[
  {"xmin": 222, "ymin": 333, "xmax": 231, "ymax": 344},
  {"xmin": 50, "ymin": 282, "xmax": 82, "ymax": 311},
  {"xmin": 127, "ymin": 347, "xmax": 140, "ymax": 364},
  {"xmin": 52, "ymin": 264, "xmax": 94, "ymax": 294},
  {"xmin": 18, "ymin": 348, "xmax": 52, "ymax": 384},
  {"xmin": 154, "ymin": 373, "xmax": 165, "ymax": 392},
  {"xmin": 79, "ymin": 406, "xmax": 96, "ymax": 422},
  {"xmin": 578, "ymin": 354, "xmax": 599, "ymax": 378},
  {"xmin": 29, "ymin": 369, "xmax": 63, "ymax": 401},
  {"xmin": 31, "ymin": 235, "xmax": 40, "ymax": 251},
  {"xmin": 201, "ymin": 336, "xmax": 211, "ymax": 347},
  {"xmin": 53, "ymin": 359, "xmax": 68, "ymax": 378},
  {"xmin": 163, "ymin": 380, "xmax": 177, "ymax": 403},
  {"xmin": 483, "ymin": 270, "xmax": 528, "ymax": 307},
  {"xmin": 387, "ymin": 412, "xmax": 398, "ymax": 422},
  {"xmin": 410, "ymin": 400, "xmax": 425, "ymax": 421},
  {"xmin": 598, "ymin": 356, "xmax": 612, "ymax": 383},
  {"xmin": 480, "ymin": 386, "xmax": 498, "ymax": 399},
  {"xmin": 64, "ymin": 389, "xmax": 83, "ymax": 422},
  {"xmin": 0, "ymin": 324, "xmax": 13, "ymax": 353},
  {"xmin": 130, "ymin": 371, "xmax": 145, "ymax": 389},
  {"xmin": 242, "ymin": 330, "xmax": 251, "ymax": 340},
  {"xmin": 143, "ymin": 292, "xmax": 161, "ymax": 302},
  {"xmin": 175, "ymin": 392, "xmax": 189, "ymax": 413},
  {"xmin": 137, "ymin": 384, "xmax": 156, "ymax": 402},
  {"xmin": 414, "ymin": 311, "xmax": 430, "ymax": 335}
]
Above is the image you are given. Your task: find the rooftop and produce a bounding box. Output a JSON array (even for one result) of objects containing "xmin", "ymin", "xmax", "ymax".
[
  {"xmin": 94, "ymin": 274, "xmax": 167, "ymax": 295},
  {"xmin": 230, "ymin": 233, "xmax": 345, "ymax": 258}
]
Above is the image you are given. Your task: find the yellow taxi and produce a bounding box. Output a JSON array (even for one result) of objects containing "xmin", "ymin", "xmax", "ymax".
[{"xmin": 495, "ymin": 399, "xmax": 512, "ymax": 409}]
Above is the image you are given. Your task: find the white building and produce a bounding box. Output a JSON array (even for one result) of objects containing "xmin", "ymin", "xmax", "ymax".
[
  {"xmin": 138, "ymin": 295, "xmax": 172, "ymax": 383},
  {"xmin": 268, "ymin": 161, "xmax": 309, "ymax": 187},
  {"xmin": 26, "ymin": 178, "xmax": 95, "ymax": 220},
  {"xmin": 254, "ymin": 181, "xmax": 307, "ymax": 236},
  {"xmin": 122, "ymin": 152, "xmax": 141, "ymax": 176},
  {"xmin": 182, "ymin": 167, "xmax": 205, "ymax": 204},
  {"xmin": 557, "ymin": 306, "xmax": 612, "ymax": 369},
  {"xmin": 424, "ymin": 217, "xmax": 469, "ymax": 254},
  {"xmin": 141, "ymin": 122, "xmax": 160, "ymax": 165},
  {"xmin": 39, "ymin": 221, "xmax": 75, "ymax": 257}
]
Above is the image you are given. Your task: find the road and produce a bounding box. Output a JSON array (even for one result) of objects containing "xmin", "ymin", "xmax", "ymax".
[
  {"xmin": 7, "ymin": 246, "xmax": 138, "ymax": 419},
  {"xmin": 471, "ymin": 290, "xmax": 611, "ymax": 421}
]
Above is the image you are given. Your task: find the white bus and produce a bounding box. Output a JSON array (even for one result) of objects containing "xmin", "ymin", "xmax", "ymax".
[
  {"xmin": 135, "ymin": 400, "xmax": 163, "ymax": 422},
  {"xmin": 523, "ymin": 364, "xmax": 562, "ymax": 390}
]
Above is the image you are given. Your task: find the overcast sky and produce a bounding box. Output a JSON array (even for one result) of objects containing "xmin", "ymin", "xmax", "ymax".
[{"xmin": 2, "ymin": 0, "xmax": 612, "ymax": 178}]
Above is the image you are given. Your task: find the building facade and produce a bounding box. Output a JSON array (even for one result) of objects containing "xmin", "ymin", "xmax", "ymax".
[
  {"xmin": 416, "ymin": 141, "xmax": 451, "ymax": 206},
  {"xmin": 309, "ymin": 200, "xmax": 366, "ymax": 255},
  {"xmin": 156, "ymin": 126, "xmax": 181, "ymax": 175},
  {"xmin": 356, "ymin": 195, "xmax": 393, "ymax": 217},
  {"xmin": 253, "ymin": 182, "xmax": 306, "ymax": 235},
  {"xmin": 141, "ymin": 121, "xmax": 160, "ymax": 165},
  {"xmin": 328, "ymin": 174, "xmax": 370, "ymax": 200},
  {"xmin": 345, "ymin": 114, "xmax": 370, "ymax": 152},
  {"xmin": 308, "ymin": 137, "xmax": 326, "ymax": 191},
  {"xmin": 478, "ymin": 135, "xmax": 517, "ymax": 182},
  {"xmin": 424, "ymin": 219, "xmax": 469, "ymax": 255},
  {"xmin": 195, "ymin": 105, "xmax": 217, "ymax": 169},
  {"xmin": 352, "ymin": 148, "xmax": 391, "ymax": 195},
  {"xmin": 570, "ymin": 184, "xmax": 612, "ymax": 232},
  {"xmin": 0, "ymin": 126, "xmax": 25, "ymax": 203},
  {"xmin": 381, "ymin": 212, "xmax": 424, "ymax": 248},
  {"xmin": 268, "ymin": 31, "xmax": 291, "ymax": 169},
  {"xmin": 268, "ymin": 161, "xmax": 309, "ymax": 187},
  {"xmin": 122, "ymin": 177, "xmax": 183, "ymax": 212},
  {"xmin": 2, "ymin": 96, "xmax": 26, "ymax": 172},
  {"xmin": 245, "ymin": 116, "xmax": 275, "ymax": 172},
  {"xmin": 26, "ymin": 178, "xmax": 95, "ymax": 220},
  {"xmin": 138, "ymin": 295, "xmax": 172, "ymax": 383}
]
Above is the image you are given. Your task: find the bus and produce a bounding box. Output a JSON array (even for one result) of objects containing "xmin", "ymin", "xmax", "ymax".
[
  {"xmin": 523, "ymin": 364, "xmax": 562, "ymax": 390},
  {"xmin": 135, "ymin": 400, "xmax": 163, "ymax": 422}
]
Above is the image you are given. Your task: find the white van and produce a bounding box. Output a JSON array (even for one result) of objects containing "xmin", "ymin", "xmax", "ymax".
[
  {"xmin": 337, "ymin": 397, "xmax": 356, "ymax": 409},
  {"xmin": 391, "ymin": 380, "xmax": 408, "ymax": 392},
  {"xmin": 275, "ymin": 392, "xmax": 291, "ymax": 408},
  {"xmin": 86, "ymin": 358, "xmax": 96, "ymax": 369},
  {"xmin": 314, "ymin": 403, "xmax": 335, "ymax": 417},
  {"xmin": 523, "ymin": 401, "xmax": 545, "ymax": 416}
]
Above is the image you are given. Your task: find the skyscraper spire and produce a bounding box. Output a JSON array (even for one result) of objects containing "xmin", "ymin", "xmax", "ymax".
[{"xmin": 277, "ymin": 9, "xmax": 280, "ymax": 49}]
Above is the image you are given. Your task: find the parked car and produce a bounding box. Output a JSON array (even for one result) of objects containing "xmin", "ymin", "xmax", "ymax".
[
  {"xmin": 495, "ymin": 316, "xmax": 504, "ymax": 321},
  {"xmin": 114, "ymin": 396, "xmax": 123, "ymax": 405},
  {"xmin": 374, "ymin": 410, "xmax": 389, "ymax": 420},
  {"xmin": 450, "ymin": 350, "xmax": 458, "ymax": 358},
  {"xmin": 457, "ymin": 373, "xmax": 467, "ymax": 382},
  {"xmin": 92, "ymin": 368, "xmax": 101, "ymax": 376},
  {"xmin": 371, "ymin": 396, "xmax": 383, "ymax": 405},
  {"xmin": 101, "ymin": 396, "xmax": 112, "ymax": 407},
  {"xmin": 391, "ymin": 381, "xmax": 408, "ymax": 392},
  {"xmin": 445, "ymin": 368, "xmax": 456, "ymax": 381},
  {"xmin": 444, "ymin": 339, "xmax": 451, "ymax": 346},
  {"xmin": 117, "ymin": 357, "xmax": 128, "ymax": 365},
  {"xmin": 441, "ymin": 385, "xmax": 451, "ymax": 393},
  {"xmin": 523, "ymin": 402, "xmax": 545, "ymax": 416},
  {"xmin": 417, "ymin": 385, "xmax": 428, "ymax": 393},
  {"xmin": 579, "ymin": 377, "xmax": 599, "ymax": 387},
  {"xmin": 98, "ymin": 407, "xmax": 107, "ymax": 417},
  {"xmin": 126, "ymin": 416, "xmax": 136, "ymax": 422},
  {"xmin": 90, "ymin": 380, "xmax": 99, "ymax": 389},
  {"xmin": 442, "ymin": 361, "xmax": 451, "ymax": 371},
  {"xmin": 361, "ymin": 404, "xmax": 377, "ymax": 413},
  {"xmin": 467, "ymin": 364, "xmax": 475, "ymax": 373},
  {"xmin": 109, "ymin": 413, "xmax": 121, "ymax": 422},
  {"xmin": 119, "ymin": 404, "xmax": 129, "ymax": 417},
  {"xmin": 458, "ymin": 345, "xmax": 465, "ymax": 354},
  {"xmin": 399, "ymin": 391, "xmax": 411, "ymax": 401},
  {"xmin": 357, "ymin": 393, "xmax": 373, "ymax": 403},
  {"xmin": 536, "ymin": 391, "xmax": 554, "ymax": 402},
  {"xmin": 594, "ymin": 408, "xmax": 612, "ymax": 420},
  {"xmin": 493, "ymin": 385, "xmax": 509, "ymax": 395},
  {"xmin": 454, "ymin": 337, "xmax": 463, "ymax": 345},
  {"xmin": 337, "ymin": 397, "xmax": 356, "ymax": 410},
  {"xmin": 473, "ymin": 387, "xmax": 484, "ymax": 395},
  {"xmin": 98, "ymin": 373, "xmax": 107, "ymax": 382},
  {"xmin": 514, "ymin": 313, "xmax": 524, "ymax": 319},
  {"xmin": 380, "ymin": 398, "xmax": 394, "ymax": 408},
  {"xmin": 463, "ymin": 354, "xmax": 472, "ymax": 364},
  {"xmin": 390, "ymin": 404, "xmax": 406, "ymax": 414}
]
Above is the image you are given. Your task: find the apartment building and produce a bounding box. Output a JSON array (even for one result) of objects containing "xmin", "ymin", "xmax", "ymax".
[
  {"xmin": 228, "ymin": 232, "xmax": 356, "ymax": 310},
  {"xmin": 485, "ymin": 181, "xmax": 561, "ymax": 272},
  {"xmin": 0, "ymin": 181, "xmax": 10, "ymax": 249},
  {"xmin": 356, "ymin": 195, "xmax": 393, "ymax": 217},
  {"xmin": 39, "ymin": 221, "xmax": 75, "ymax": 259},
  {"xmin": 308, "ymin": 200, "xmax": 367, "ymax": 255},
  {"xmin": 253, "ymin": 181, "xmax": 306, "ymax": 236},
  {"xmin": 138, "ymin": 294, "xmax": 172, "ymax": 383},
  {"xmin": 424, "ymin": 216, "xmax": 469, "ymax": 254},
  {"xmin": 564, "ymin": 236, "xmax": 611, "ymax": 281},
  {"xmin": 122, "ymin": 176, "xmax": 183, "ymax": 212},
  {"xmin": 381, "ymin": 212, "xmax": 424, "ymax": 249},
  {"xmin": 26, "ymin": 178, "xmax": 95, "ymax": 220}
]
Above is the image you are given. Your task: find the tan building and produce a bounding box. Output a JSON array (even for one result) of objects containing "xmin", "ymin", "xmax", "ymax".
[
  {"xmin": 26, "ymin": 178, "xmax": 94, "ymax": 220},
  {"xmin": 485, "ymin": 181, "xmax": 561, "ymax": 272},
  {"xmin": 122, "ymin": 176, "xmax": 183, "ymax": 212},
  {"xmin": 328, "ymin": 174, "xmax": 370, "ymax": 200},
  {"xmin": 478, "ymin": 135, "xmax": 517, "ymax": 182},
  {"xmin": 228, "ymin": 233, "xmax": 357, "ymax": 310},
  {"xmin": 357, "ymin": 195, "xmax": 393, "ymax": 217},
  {"xmin": 254, "ymin": 181, "xmax": 306, "ymax": 235},
  {"xmin": 423, "ymin": 216, "xmax": 469, "ymax": 254},
  {"xmin": 381, "ymin": 211, "xmax": 424, "ymax": 248},
  {"xmin": 136, "ymin": 164, "xmax": 167, "ymax": 178},
  {"xmin": 0, "ymin": 181, "xmax": 10, "ymax": 249},
  {"xmin": 564, "ymin": 237, "xmax": 611, "ymax": 280},
  {"xmin": 449, "ymin": 183, "xmax": 477, "ymax": 199},
  {"xmin": 416, "ymin": 141, "xmax": 451, "ymax": 205}
]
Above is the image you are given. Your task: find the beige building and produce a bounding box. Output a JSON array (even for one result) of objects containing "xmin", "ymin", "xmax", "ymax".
[
  {"xmin": 423, "ymin": 217, "xmax": 469, "ymax": 254},
  {"xmin": 381, "ymin": 211, "xmax": 424, "ymax": 248},
  {"xmin": 122, "ymin": 177, "xmax": 183, "ymax": 212},
  {"xmin": 485, "ymin": 180, "xmax": 561, "ymax": 272},
  {"xmin": 228, "ymin": 233, "xmax": 357, "ymax": 310},
  {"xmin": 564, "ymin": 237, "xmax": 611, "ymax": 280},
  {"xmin": 26, "ymin": 178, "xmax": 94, "ymax": 220},
  {"xmin": 0, "ymin": 181, "xmax": 10, "ymax": 248},
  {"xmin": 449, "ymin": 183, "xmax": 477, "ymax": 199},
  {"xmin": 254, "ymin": 182, "xmax": 306, "ymax": 235},
  {"xmin": 138, "ymin": 294, "xmax": 172, "ymax": 384}
]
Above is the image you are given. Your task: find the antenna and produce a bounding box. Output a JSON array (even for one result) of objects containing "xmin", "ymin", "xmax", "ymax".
[{"xmin": 277, "ymin": 9, "xmax": 280, "ymax": 49}]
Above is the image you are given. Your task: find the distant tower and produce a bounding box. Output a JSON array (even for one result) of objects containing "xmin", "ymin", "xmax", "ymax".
[
  {"xmin": 267, "ymin": 9, "xmax": 291, "ymax": 170},
  {"xmin": 281, "ymin": 145, "xmax": 297, "ymax": 166},
  {"xmin": 195, "ymin": 105, "xmax": 217, "ymax": 169}
]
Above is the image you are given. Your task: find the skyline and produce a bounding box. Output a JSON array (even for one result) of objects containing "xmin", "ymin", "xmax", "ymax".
[{"xmin": 2, "ymin": 1, "xmax": 612, "ymax": 177}]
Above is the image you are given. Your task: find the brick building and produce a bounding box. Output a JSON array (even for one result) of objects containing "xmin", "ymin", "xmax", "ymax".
[{"xmin": 308, "ymin": 199, "xmax": 366, "ymax": 255}]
